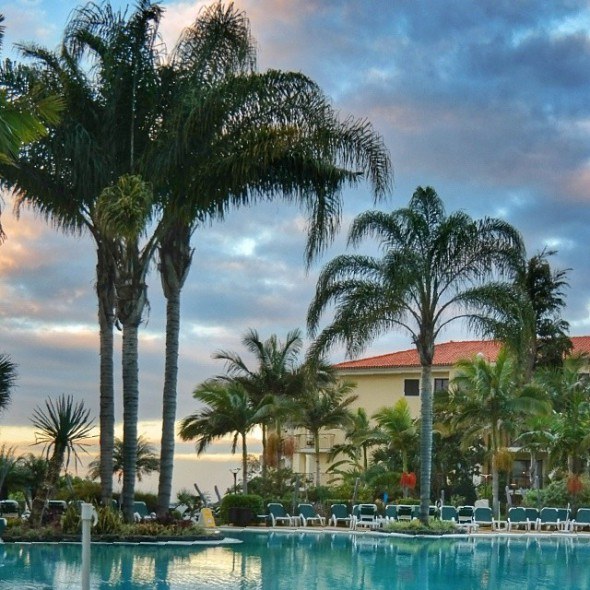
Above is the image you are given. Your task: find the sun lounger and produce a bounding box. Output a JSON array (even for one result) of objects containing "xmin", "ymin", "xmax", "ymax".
[
  {"xmin": 507, "ymin": 507, "xmax": 529, "ymax": 531},
  {"xmin": 298, "ymin": 503, "xmax": 326, "ymax": 526},
  {"xmin": 133, "ymin": 501, "xmax": 156, "ymax": 522},
  {"xmin": 524, "ymin": 508, "xmax": 539, "ymax": 531},
  {"xmin": 474, "ymin": 506, "xmax": 503, "ymax": 529},
  {"xmin": 572, "ymin": 507, "xmax": 590, "ymax": 531},
  {"xmin": 538, "ymin": 507, "xmax": 569, "ymax": 531},
  {"xmin": 440, "ymin": 506, "xmax": 458, "ymax": 522},
  {"xmin": 396, "ymin": 505, "xmax": 414, "ymax": 521},
  {"xmin": 384, "ymin": 504, "xmax": 398, "ymax": 522},
  {"xmin": 267, "ymin": 503, "xmax": 294, "ymax": 527},
  {"xmin": 352, "ymin": 503, "xmax": 379, "ymax": 529},
  {"xmin": 329, "ymin": 503, "xmax": 351, "ymax": 527}
]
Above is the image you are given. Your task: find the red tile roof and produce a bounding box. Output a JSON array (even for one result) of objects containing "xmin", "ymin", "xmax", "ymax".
[{"xmin": 334, "ymin": 336, "xmax": 590, "ymax": 370}]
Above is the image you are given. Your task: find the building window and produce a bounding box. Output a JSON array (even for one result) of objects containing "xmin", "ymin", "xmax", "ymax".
[
  {"xmin": 434, "ymin": 378, "xmax": 449, "ymax": 392},
  {"xmin": 404, "ymin": 379, "xmax": 419, "ymax": 396}
]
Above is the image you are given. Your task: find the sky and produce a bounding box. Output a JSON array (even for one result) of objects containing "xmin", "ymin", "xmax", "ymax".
[{"xmin": 2, "ymin": 0, "xmax": 590, "ymax": 499}]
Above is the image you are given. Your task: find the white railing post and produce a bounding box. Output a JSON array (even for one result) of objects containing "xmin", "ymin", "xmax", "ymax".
[{"xmin": 81, "ymin": 502, "xmax": 93, "ymax": 590}]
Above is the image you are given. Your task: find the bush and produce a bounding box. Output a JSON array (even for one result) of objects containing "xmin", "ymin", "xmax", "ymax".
[
  {"xmin": 95, "ymin": 506, "xmax": 123, "ymax": 535},
  {"xmin": 219, "ymin": 494, "xmax": 264, "ymax": 524},
  {"xmin": 522, "ymin": 476, "xmax": 590, "ymax": 509},
  {"xmin": 384, "ymin": 518, "xmax": 458, "ymax": 535},
  {"xmin": 61, "ymin": 503, "xmax": 81, "ymax": 534}
]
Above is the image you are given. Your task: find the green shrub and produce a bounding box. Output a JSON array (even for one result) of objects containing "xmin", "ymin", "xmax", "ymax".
[
  {"xmin": 61, "ymin": 503, "xmax": 81, "ymax": 534},
  {"xmin": 384, "ymin": 518, "xmax": 458, "ymax": 535},
  {"xmin": 95, "ymin": 506, "xmax": 123, "ymax": 535},
  {"xmin": 522, "ymin": 476, "xmax": 590, "ymax": 509},
  {"xmin": 219, "ymin": 494, "xmax": 264, "ymax": 524}
]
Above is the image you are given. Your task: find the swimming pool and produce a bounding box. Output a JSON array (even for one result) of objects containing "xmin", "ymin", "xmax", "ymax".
[{"xmin": 1, "ymin": 532, "xmax": 589, "ymax": 589}]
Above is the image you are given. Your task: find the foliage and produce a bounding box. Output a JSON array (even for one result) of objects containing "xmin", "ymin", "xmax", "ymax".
[
  {"xmin": 61, "ymin": 502, "xmax": 81, "ymax": 534},
  {"xmin": 383, "ymin": 518, "xmax": 459, "ymax": 535},
  {"xmin": 244, "ymin": 467, "xmax": 297, "ymax": 500},
  {"xmin": 0, "ymin": 353, "xmax": 16, "ymax": 413},
  {"xmin": 95, "ymin": 506, "xmax": 123, "ymax": 535},
  {"xmin": 522, "ymin": 476, "xmax": 590, "ymax": 509},
  {"xmin": 219, "ymin": 493, "xmax": 264, "ymax": 524},
  {"xmin": 307, "ymin": 186, "xmax": 523, "ymax": 521}
]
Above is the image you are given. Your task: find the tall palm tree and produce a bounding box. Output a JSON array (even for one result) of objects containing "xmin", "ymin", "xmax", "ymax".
[
  {"xmin": 307, "ymin": 186, "xmax": 523, "ymax": 521},
  {"xmin": 179, "ymin": 380, "xmax": 270, "ymax": 493},
  {"xmin": 29, "ymin": 394, "xmax": 95, "ymax": 526},
  {"xmin": 0, "ymin": 353, "xmax": 16, "ymax": 414},
  {"xmin": 213, "ymin": 328, "xmax": 305, "ymax": 474},
  {"xmin": 287, "ymin": 373, "xmax": 357, "ymax": 487},
  {"xmin": 96, "ymin": 173, "xmax": 160, "ymax": 521},
  {"xmin": 152, "ymin": 2, "xmax": 392, "ymax": 516},
  {"xmin": 449, "ymin": 348, "xmax": 549, "ymax": 517},
  {"xmin": 0, "ymin": 0, "xmax": 165, "ymax": 507},
  {"xmin": 373, "ymin": 399, "xmax": 418, "ymax": 476},
  {"xmin": 87, "ymin": 435, "xmax": 159, "ymax": 484}
]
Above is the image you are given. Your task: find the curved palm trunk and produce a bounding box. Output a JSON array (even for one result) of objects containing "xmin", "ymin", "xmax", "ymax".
[
  {"xmin": 419, "ymin": 362, "xmax": 433, "ymax": 523},
  {"xmin": 491, "ymin": 460, "xmax": 500, "ymax": 519},
  {"xmin": 97, "ymin": 249, "xmax": 116, "ymax": 506},
  {"xmin": 157, "ymin": 226, "xmax": 192, "ymax": 517},
  {"xmin": 121, "ymin": 323, "xmax": 140, "ymax": 523},
  {"xmin": 241, "ymin": 432, "xmax": 248, "ymax": 494}
]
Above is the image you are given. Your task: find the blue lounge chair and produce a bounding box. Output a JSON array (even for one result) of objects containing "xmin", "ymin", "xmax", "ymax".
[
  {"xmin": 384, "ymin": 504, "xmax": 398, "ymax": 521},
  {"xmin": 508, "ymin": 507, "xmax": 529, "ymax": 531},
  {"xmin": 329, "ymin": 503, "xmax": 351, "ymax": 527},
  {"xmin": 556, "ymin": 507, "xmax": 571, "ymax": 531},
  {"xmin": 441, "ymin": 506, "xmax": 458, "ymax": 522},
  {"xmin": 352, "ymin": 503, "xmax": 379, "ymax": 529},
  {"xmin": 298, "ymin": 503, "xmax": 325, "ymax": 526},
  {"xmin": 267, "ymin": 503, "xmax": 293, "ymax": 527},
  {"xmin": 133, "ymin": 501, "xmax": 155, "ymax": 522},
  {"xmin": 457, "ymin": 505, "xmax": 475, "ymax": 524},
  {"xmin": 538, "ymin": 507, "xmax": 563, "ymax": 531},
  {"xmin": 524, "ymin": 507, "xmax": 539, "ymax": 531},
  {"xmin": 572, "ymin": 507, "xmax": 590, "ymax": 531},
  {"xmin": 474, "ymin": 506, "xmax": 501, "ymax": 529},
  {"xmin": 396, "ymin": 505, "xmax": 414, "ymax": 521}
]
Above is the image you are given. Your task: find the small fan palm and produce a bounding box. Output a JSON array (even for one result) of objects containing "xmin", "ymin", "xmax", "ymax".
[
  {"xmin": 29, "ymin": 394, "xmax": 95, "ymax": 526},
  {"xmin": 0, "ymin": 353, "xmax": 17, "ymax": 414}
]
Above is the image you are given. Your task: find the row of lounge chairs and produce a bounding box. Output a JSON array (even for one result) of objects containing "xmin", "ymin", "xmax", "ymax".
[{"xmin": 261, "ymin": 502, "xmax": 590, "ymax": 533}]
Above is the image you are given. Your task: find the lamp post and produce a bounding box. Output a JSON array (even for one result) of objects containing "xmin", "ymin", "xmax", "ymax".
[{"xmin": 230, "ymin": 467, "xmax": 240, "ymax": 494}]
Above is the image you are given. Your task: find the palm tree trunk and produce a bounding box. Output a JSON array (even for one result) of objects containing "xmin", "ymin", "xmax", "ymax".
[
  {"xmin": 122, "ymin": 323, "xmax": 139, "ymax": 523},
  {"xmin": 314, "ymin": 430, "xmax": 321, "ymax": 487},
  {"xmin": 261, "ymin": 424, "xmax": 267, "ymax": 477},
  {"xmin": 491, "ymin": 460, "xmax": 500, "ymax": 519},
  {"xmin": 241, "ymin": 432, "xmax": 248, "ymax": 494},
  {"xmin": 157, "ymin": 226, "xmax": 192, "ymax": 517},
  {"xmin": 419, "ymin": 362, "xmax": 433, "ymax": 523},
  {"xmin": 97, "ymin": 247, "xmax": 116, "ymax": 506}
]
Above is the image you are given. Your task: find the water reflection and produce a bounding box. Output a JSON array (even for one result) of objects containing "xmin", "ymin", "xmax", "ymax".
[{"xmin": 1, "ymin": 534, "xmax": 590, "ymax": 589}]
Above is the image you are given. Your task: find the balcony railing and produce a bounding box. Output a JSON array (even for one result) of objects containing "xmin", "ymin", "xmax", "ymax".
[{"xmin": 293, "ymin": 433, "xmax": 335, "ymax": 452}]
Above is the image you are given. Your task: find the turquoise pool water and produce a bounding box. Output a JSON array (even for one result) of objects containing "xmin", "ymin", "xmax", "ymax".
[{"xmin": 1, "ymin": 532, "xmax": 589, "ymax": 589}]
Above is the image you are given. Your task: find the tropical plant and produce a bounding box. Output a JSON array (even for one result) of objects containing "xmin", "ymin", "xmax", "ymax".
[
  {"xmin": 179, "ymin": 380, "xmax": 271, "ymax": 493},
  {"xmin": 537, "ymin": 354, "xmax": 590, "ymax": 476},
  {"xmin": 466, "ymin": 249, "xmax": 571, "ymax": 382},
  {"xmin": 287, "ymin": 367, "xmax": 357, "ymax": 486},
  {"xmin": 328, "ymin": 408, "xmax": 380, "ymax": 473},
  {"xmin": 307, "ymin": 186, "xmax": 523, "ymax": 521},
  {"xmin": 29, "ymin": 394, "xmax": 95, "ymax": 526},
  {"xmin": 87, "ymin": 435, "xmax": 159, "ymax": 484},
  {"xmin": 0, "ymin": 0, "xmax": 165, "ymax": 509},
  {"xmin": 448, "ymin": 348, "xmax": 550, "ymax": 517},
  {"xmin": 95, "ymin": 173, "xmax": 160, "ymax": 520},
  {"xmin": 213, "ymin": 328, "xmax": 305, "ymax": 473},
  {"xmin": 0, "ymin": 353, "xmax": 16, "ymax": 414},
  {"xmin": 373, "ymin": 399, "xmax": 418, "ymax": 477},
  {"xmin": 0, "ymin": 444, "xmax": 18, "ymax": 495},
  {"xmin": 150, "ymin": 2, "xmax": 391, "ymax": 516}
]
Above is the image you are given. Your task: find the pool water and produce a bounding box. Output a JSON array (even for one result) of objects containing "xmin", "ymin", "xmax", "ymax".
[{"xmin": 1, "ymin": 532, "xmax": 589, "ymax": 589}]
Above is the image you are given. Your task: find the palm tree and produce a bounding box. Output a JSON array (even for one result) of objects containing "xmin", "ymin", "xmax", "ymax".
[
  {"xmin": 537, "ymin": 354, "xmax": 590, "ymax": 476},
  {"xmin": 179, "ymin": 380, "xmax": 270, "ymax": 493},
  {"xmin": 373, "ymin": 399, "xmax": 418, "ymax": 477},
  {"xmin": 0, "ymin": 0, "xmax": 165, "ymax": 507},
  {"xmin": 213, "ymin": 328, "xmax": 305, "ymax": 474},
  {"xmin": 329, "ymin": 408, "xmax": 380, "ymax": 473},
  {"xmin": 466, "ymin": 249, "xmax": 571, "ymax": 382},
  {"xmin": 29, "ymin": 394, "xmax": 95, "ymax": 526},
  {"xmin": 95, "ymin": 173, "xmax": 160, "ymax": 521},
  {"xmin": 0, "ymin": 353, "xmax": 16, "ymax": 414},
  {"xmin": 449, "ymin": 348, "xmax": 549, "ymax": 517},
  {"xmin": 152, "ymin": 2, "xmax": 391, "ymax": 516},
  {"xmin": 288, "ymin": 373, "xmax": 357, "ymax": 487},
  {"xmin": 87, "ymin": 435, "xmax": 159, "ymax": 484},
  {"xmin": 307, "ymin": 186, "xmax": 523, "ymax": 521}
]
